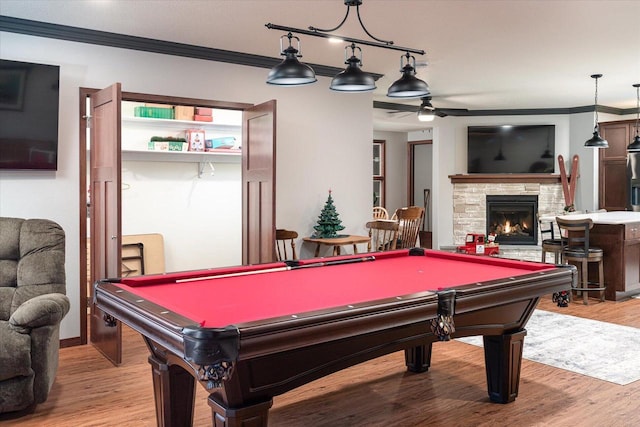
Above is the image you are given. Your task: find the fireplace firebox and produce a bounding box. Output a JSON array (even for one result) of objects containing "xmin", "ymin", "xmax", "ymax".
[{"xmin": 486, "ymin": 195, "xmax": 538, "ymax": 245}]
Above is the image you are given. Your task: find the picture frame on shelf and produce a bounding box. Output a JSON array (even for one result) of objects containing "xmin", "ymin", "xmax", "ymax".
[{"xmin": 186, "ymin": 129, "xmax": 206, "ymax": 152}]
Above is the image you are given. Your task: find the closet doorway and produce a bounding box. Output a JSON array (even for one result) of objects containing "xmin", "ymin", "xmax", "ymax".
[{"xmin": 79, "ymin": 86, "xmax": 276, "ymax": 364}]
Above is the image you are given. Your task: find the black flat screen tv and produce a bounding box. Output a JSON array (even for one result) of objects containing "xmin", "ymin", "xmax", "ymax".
[
  {"xmin": 0, "ymin": 59, "xmax": 60, "ymax": 170},
  {"xmin": 467, "ymin": 125, "xmax": 555, "ymax": 174}
]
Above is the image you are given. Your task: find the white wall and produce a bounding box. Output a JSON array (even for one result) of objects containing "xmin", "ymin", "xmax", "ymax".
[
  {"xmin": 0, "ymin": 32, "xmax": 373, "ymax": 340},
  {"xmin": 121, "ymin": 161, "xmax": 242, "ymax": 271}
]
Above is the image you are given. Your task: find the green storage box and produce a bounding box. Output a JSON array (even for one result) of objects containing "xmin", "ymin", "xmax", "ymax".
[{"xmin": 134, "ymin": 106, "xmax": 175, "ymax": 119}]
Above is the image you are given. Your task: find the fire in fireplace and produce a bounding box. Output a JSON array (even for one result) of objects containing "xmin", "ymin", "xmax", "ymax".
[{"xmin": 486, "ymin": 195, "xmax": 538, "ymax": 245}]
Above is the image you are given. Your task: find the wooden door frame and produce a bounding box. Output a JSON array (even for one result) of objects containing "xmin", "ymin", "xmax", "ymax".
[
  {"xmin": 408, "ymin": 139, "xmax": 433, "ymax": 206},
  {"xmin": 78, "ymin": 89, "xmax": 253, "ymax": 346}
]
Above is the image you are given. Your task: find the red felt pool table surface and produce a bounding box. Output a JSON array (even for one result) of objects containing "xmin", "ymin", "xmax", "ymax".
[{"xmin": 114, "ymin": 249, "xmax": 554, "ymax": 328}]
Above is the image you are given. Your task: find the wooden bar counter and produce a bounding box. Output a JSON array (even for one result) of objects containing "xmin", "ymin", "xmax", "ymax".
[{"xmin": 556, "ymin": 211, "xmax": 640, "ymax": 301}]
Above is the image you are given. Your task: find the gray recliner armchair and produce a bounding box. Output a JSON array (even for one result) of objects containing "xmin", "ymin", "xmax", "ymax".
[{"xmin": 0, "ymin": 217, "xmax": 70, "ymax": 414}]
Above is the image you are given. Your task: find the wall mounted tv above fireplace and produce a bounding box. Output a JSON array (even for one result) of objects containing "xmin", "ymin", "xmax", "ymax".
[
  {"xmin": 0, "ymin": 59, "xmax": 60, "ymax": 170},
  {"xmin": 467, "ymin": 125, "xmax": 555, "ymax": 174}
]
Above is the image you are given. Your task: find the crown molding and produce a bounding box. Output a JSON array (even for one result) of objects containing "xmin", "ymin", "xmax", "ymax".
[{"xmin": 373, "ymin": 101, "xmax": 636, "ymax": 117}]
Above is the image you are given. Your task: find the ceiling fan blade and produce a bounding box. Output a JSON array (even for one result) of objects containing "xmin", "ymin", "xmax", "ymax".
[
  {"xmin": 388, "ymin": 110, "xmax": 415, "ymax": 114},
  {"xmin": 435, "ymin": 108, "xmax": 469, "ymax": 117}
]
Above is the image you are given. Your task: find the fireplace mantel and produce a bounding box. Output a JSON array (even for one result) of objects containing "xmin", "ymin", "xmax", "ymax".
[{"xmin": 449, "ymin": 174, "xmax": 562, "ymax": 184}]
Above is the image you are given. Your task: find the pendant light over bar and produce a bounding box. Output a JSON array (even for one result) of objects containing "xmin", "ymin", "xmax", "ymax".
[
  {"xmin": 387, "ymin": 52, "xmax": 430, "ymax": 98},
  {"xmin": 584, "ymin": 74, "xmax": 609, "ymax": 148},
  {"xmin": 627, "ymin": 83, "xmax": 640, "ymax": 151},
  {"xmin": 266, "ymin": 33, "xmax": 317, "ymax": 86},
  {"xmin": 330, "ymin": 44, "xmax": 376, "ymax": 92},
  {"xmin": 265, "ymin": 0, "xmax": 427, "ymax": 96}
]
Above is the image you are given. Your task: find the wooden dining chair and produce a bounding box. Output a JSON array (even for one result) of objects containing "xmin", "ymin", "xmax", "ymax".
[
  {"xmin": 275, "ymin": 229, "xmax": 298, "ymax": 261},
  {"xmin": 394, "ymin": 206, "xmax": 425, "ymax": 249},
  {"xmin": 366, "ymin": 220, "xmax": 399, "ymax": 252},
  {"xmin": 373, "ymin": 206, "xmax": 389, "ymax": 220}
]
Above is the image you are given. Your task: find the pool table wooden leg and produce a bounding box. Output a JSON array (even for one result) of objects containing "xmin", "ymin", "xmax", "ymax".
[
  {"xmin": 405, "ymin": 343, "xmax": 433, "ymax": 373},
  {"xmin": 208, "ymin": 397, "xmax": 273, "ymax": 427},
  {"xmin": 482, "ymin": 329, "xmax": 527, "ymax": 404},
  {"xmin": 148, "ymin": 354, "xmax": 196, "ymax": 427}
]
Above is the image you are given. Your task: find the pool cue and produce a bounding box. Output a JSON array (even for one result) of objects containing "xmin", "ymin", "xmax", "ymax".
[{"xmin": 176, "ymin": 255, "xmax": 376, "ymax": 283}]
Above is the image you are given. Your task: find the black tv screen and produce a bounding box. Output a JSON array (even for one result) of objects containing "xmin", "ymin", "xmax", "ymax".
[
  {"xmin": 467, "ymin": 125, "xmax": 555, "ymax": 174},
  {"xmin": 0, "ymin": 59, "xmax": 60, "ymax": 170}
]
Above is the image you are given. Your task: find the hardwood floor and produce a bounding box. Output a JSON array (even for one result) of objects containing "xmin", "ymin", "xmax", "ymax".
[{"xmin": 3, "ymin": 295, "xmax": 639, "ymax": 427}]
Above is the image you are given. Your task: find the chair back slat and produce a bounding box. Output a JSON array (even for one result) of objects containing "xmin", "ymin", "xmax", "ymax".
[
  {"xmin": 275, "ymin": 229, "xmax": 298, "ymax": 261},
  {"xmin": 394, "ymin": 206, "xmax": 425, "ymax": 249},
  {"xmin": 366, "ymin": 220, "xmax": 399, "ymax": 252},
  {"xmin": 373, "ymin": 206, "xmax": 389, "ymax": 220}
]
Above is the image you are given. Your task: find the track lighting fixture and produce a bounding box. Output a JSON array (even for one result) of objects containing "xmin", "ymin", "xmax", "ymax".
[
  {"xmin": 266, "ymin": 0, "xmax": 426, "ymax": 94},
  {"xmin": 584, "ymin": 74, "xmax": 609, "ymax": 148}
]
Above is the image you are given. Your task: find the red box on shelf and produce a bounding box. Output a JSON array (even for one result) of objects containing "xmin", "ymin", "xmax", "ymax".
[
  {"xmin": 193, "ymin": 114, "xmax": 213, "ymax": 122},
  {"xmin": 195, "ymin": 107, "xmax": 212, "ymax": 116}
]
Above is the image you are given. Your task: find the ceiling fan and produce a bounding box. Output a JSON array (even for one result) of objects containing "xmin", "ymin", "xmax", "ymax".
[{"xmin": 387, "ymin": 96, "xmax": 468, "ymax": 120}]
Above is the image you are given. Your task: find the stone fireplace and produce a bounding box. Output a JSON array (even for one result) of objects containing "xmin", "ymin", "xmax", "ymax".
[
  {"xmin": 486, "ymin": 195, "xmax": 538, "ymax": 245},
  {"xmin": 450, "ymin": 175, "xmax": 565, "ymax": 261}
]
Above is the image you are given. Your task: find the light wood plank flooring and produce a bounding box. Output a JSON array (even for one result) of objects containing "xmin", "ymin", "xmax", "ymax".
[{"xmin": 3, "ymin": 295, "xmax": 639, "ymax": 426}]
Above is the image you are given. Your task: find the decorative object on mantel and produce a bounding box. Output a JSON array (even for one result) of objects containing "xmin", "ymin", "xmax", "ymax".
[
  {"xmin": 627, "ymin": 83, "xmax": 640, "ymax": 151},
  {"xmin": 584, "ymin": 74, "xmax": 609, "ymax": 148},
  {"xmin": 558, "ymin": 154, "xmax": 579, "ymax": 211},
  {"xmin": 265, "ymin": 0, "xmax": 429, "ymax": 97},
  {"xmin": 312, "ymin": 190, "xmax": 346, "ymax": 238}
]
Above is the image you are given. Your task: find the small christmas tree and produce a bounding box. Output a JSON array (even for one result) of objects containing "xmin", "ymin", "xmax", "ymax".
[{"xmin": 312, "ymin": 190, "xmax": 346, "ymax": 238}]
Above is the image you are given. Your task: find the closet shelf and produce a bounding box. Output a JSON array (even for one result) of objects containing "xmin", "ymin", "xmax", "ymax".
[{"xmin": 122, "ymin": 149, "xmax": 241, "ymax": 164}]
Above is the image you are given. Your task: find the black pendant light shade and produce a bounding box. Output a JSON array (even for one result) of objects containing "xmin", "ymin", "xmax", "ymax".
[
  {"xmin": 628, "ymin": 134, "xmax": 640, "ymax": 151},
  {"xmin": 584, "ymin": 74, "xmax": 608, "ymax": 148},
  {"xmin": 584, "ymin": 131, "xmax": 609, "ymax": 148},
  {"xmin": 627, "ymin": 83, "xmax": 640, "ymax": 151},
  {"xmin": 266, "ymin": 34, "xmax": 317, "ymax": 86},
  {"xmin": 330, "ymin": 44, "xmax": 376, "ymax": 92},
  {"xmin": 387, "ymin": 53, "xmax": 430, "ymax": 98}
]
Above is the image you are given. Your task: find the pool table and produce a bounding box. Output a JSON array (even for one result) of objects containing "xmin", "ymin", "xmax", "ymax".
[{"xmin": 94, "ymin": 248, "xmax": 576, "ymax": 427}]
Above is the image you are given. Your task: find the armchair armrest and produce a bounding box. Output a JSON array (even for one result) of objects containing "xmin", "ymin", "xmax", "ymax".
[{"xmin": 9, "ymin": 293, "xmax": 70, "ymax": 333}]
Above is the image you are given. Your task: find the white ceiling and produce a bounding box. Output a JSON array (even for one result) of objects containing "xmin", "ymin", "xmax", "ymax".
[{"xmin": 2, "ymin": 0, "xmax": 639, "ymax": 131}]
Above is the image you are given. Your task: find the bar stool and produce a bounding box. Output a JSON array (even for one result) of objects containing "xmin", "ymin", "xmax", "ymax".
[
  {"xmin": 538, "ymin": 214, "xmax": 563, "ymax": 264},
  {"xmin": 556, "ymin": 217, "xmax": 605, "ymax": 305}
]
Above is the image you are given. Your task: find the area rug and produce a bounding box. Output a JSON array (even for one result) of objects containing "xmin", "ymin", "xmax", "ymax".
[{"xmin": 457, "ymin": 310, "xmax": 640, "ymax": 385}]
